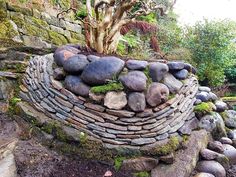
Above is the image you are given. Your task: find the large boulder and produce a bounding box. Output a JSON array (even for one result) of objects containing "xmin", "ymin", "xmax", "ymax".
[
  {"xmin": 54, "ymin": 50, "xmax": 76, "ymax": 66},
  {"xmin": 119, "ymin": 71, "xmax": 147, "ymax": 91},
  {"xmin": 162, "ymin": 73, "xmax": 183, "ymax": 94},
  {"xmin": 193, "ymin": 173, "xmax": 215, "ymax": 177},
  {"xmin": 128, "ymin": 92, "xmax": 146, "ymax": 112},
  {"xmin": 146, "ymin": 83, "xmax": 169, "ymax": 107},
  {"xmin": 63, "ymin": 54, "xmax": 89, "ymax": 74},
  {"xmin": 64, "ymin": 75, "xmax": 90, "ymax": 97},
  {"xmin": 222, "ymin": 144, "xmax": 236, "ymax": 164},
  {"xmin": 149, "ymin": 62, "xmax": 169, "ymax": 82},
  {"xmin": 126, "ymin": 60, "xmax": 148, "ymax": 70},
  {"xmin": 224, "ymin": 110, "xmax": 236, "ymax": 128},
  {"xmin": 81, "ymin": 56, "xmax": 125, "ymax": 85},
  {"xmin": 173, "ymin": 69, "xmax": 189, "ymax": 80},
  {"xmin": 104, "ymin": 91, "xmax": 127, "ymax": 110},
  {"xmin": 196, "ymin": 160, "xmax": 226, "ymax": 177},
  {"xmin": 199, "ymin": 113, "xmax": 227, "ymax": 139}
]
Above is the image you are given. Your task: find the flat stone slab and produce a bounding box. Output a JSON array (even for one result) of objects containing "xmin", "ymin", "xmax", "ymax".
[{"xmin": 151, "ymin": 130, "xmax": 209, "ymax": 177}]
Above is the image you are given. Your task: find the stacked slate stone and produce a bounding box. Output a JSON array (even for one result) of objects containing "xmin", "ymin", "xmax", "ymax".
[
  {"xmin": 21, "ymin": 44, "xmax": 202, "ymax": 149},
  {"xmin": 193, "ymin": 137, "xmax": 236, "ymax": 177}
]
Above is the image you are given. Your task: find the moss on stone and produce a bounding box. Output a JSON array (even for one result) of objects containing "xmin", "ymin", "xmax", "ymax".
[
  {"xmin": 22, "ymin": 23, "xmax": 49, "ymax": 40},
  {"xmin": 153, "ymin": 136, "xmax": 180, "ymax": 156},
  {"xmin": 114, "ymin": 156, "xmax": 126, "ymax": 171},
  {"xmin": 0, "ymin": 8, "xmax": 7, "ymax": 19},
  {"xmin": 194, "ymin": 102, "xmax": 214, "ymax": 115},
  {"xmin": 134, "ymin": 171, "xmax": 150, "ymax": 177},
  {"xmin": 48, "ymin": 30, "xmax": 68, "ymax": 45},
  {"xmin": 7, "ymin": 3, "xmax": 32, "ymax": 16},
  {"xmin": 91, "ymin": 82, "xmax": 124, "ymax": 94},
  {"xmin": 31, "ymin": 16, "xmax": 49, "ymax": 28},
  {"xmin": 0, "ymin": 20, "xmax": 19, "ymax": 39},
  {"xmin": 222, "ymin": 96, "xmax": 236, "ymax": 102},
  {"xmin": 10, "ymin": 13, "xmax": 25, "ymax": 27}
]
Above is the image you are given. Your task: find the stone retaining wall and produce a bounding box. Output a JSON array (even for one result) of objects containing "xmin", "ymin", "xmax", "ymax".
[
  {"xmin": 0, "ymin": 1, "xmax": 83, "ymax": 48},
  {"xmin": 21, "ymin": 54, "xmax": 199, "ymax": 149}
]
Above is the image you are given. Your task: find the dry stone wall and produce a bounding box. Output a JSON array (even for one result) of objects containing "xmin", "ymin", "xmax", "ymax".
[
  {"xmin": 0, "ymin": 1, "xmax": 83, "ymax": 48},
  {"xmin": 21, "ymin": 52, "xmax": 199, "ymax": 149}
]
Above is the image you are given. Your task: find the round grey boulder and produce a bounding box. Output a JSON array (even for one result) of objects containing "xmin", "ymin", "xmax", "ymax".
[
  {"xmin": 126, "ymin": 60, "xmax": 148, "ymax": 70},
  {"xmin": 209, "ymin": 92, "xmax": 218, "ymax": 101},
  {"xmin": 196, "ymin": 160, "xmax": 226, "ymax": 177},
  {"xmin": 215, "ymin": 101, "xmax": 228, "ymax": 112},
  {"xmin": 199, "ymin": 113, "xmax": 227, "ymax": 139},
  {"xmin": 167, "ymin": 61, "xmax": 185, "ymax": 70},
  {"xmin": 119, "ymin": 71, "xmax": 147, "ymax": 92},
  {"xmin": 81, "ymin": 56, "xmax": 125, "ymax": 86},
  {"xmin": 63, "ymin": 54, "xmax": 89, "ymax": 74},
  {"xmin": 146, "ymin": 83, "xmax": 169, "ymax": 107},
  {"xmin": 128, "ymin": 92, "xmax": 146, "ymax": 112},
  {"xmin": 196, "ymin": 92, "xmax": 210, "ymax": 102},
  {"xmin": 208, "ymin": 141, "xmax": 224, "ymax": 153},
  {"xmin": 54, "ymin": 50, "xmax": 76, "ymax": 67},
  {"xmin": 224, "ymin": 110, "xmax": 236, "ymax": 128},
  {"xmin": 222, "ymin": 144, "xmax": 236, "ymax": 164},
  {"xmin": 149, "ymin": 62, "xmax": 169, "ymax": 82},
  {"xmin": 228, "ymin": 129, "xmax": 236, "ymax": 139},
  {"xmin": 173, "ymin": 69, "xmax": 189, "ymax": 80},
  {"xmin": 194, "ymin": 99, "xmax": 202, "ymax": 105},
  {"xmin": 104, "ymin": 91, "xmax": 127, "ymax": 110},
  {"xmin": 64, "ymin": 75, "xmax": 90, "ymax": 97}
]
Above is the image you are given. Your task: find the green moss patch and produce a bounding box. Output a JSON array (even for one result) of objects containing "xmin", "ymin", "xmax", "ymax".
[
  {"xmin": 114, "ymin": 156, "xmax": 126, "ymax": 171},
  {"xmin": 222, "ymin": 96, "xmax": 236, "ymax": 102},
  {"xmin": 0, "ymin": 20, "xmax": 19, "ymax": 39},
  {"xmin": 152, "ymin": 136, "xmax": 180, "ymax": 156},
  {"xmin": 143, "ymin": 67, "xmax": 152, "ymax": 87},
  {"xmin": 194, "ymin": 102, "xmax": 214, "ymax": 115},
  {"xmin": 48, "ymin": 30, "xmax": 68, "ymax": 45},
  {"xmin": 91, "ymin": 82, "xmax": 124, "ymax": 94},
  {"xmin": 134, "ymin": 171, "xmax": 150, "ymax": 177}
]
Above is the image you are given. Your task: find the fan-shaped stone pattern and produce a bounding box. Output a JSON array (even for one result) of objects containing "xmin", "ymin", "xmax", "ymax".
[
  {"xmin": 81, "ymin": 56, "xmax": 125, "ymax": 85},
  {"xmin": 22, "ymin": 54, "xmax": 199, "ymax": 149},
  {"xmin": 63, "ymin": 54, "xmax": 89, "ymax": 74}
]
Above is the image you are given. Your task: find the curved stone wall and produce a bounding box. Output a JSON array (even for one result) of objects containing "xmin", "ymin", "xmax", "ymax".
[{"xmin": 21, "ymin": 53, "xmax": 199, "ymax": 149}]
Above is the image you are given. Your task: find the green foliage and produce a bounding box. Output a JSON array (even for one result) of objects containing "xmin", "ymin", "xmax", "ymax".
[
  {"xmin": 194, "ymin": 102, "xmax": 214, "ymax": 115},
  {"xmin": 182, "ymin": 20, "xmax": 236, "ymax": 86},
  {"xmin": 225, "ymin": 64, "xmax": 236, "ymax": 83},
  {"xmin": 157, "ymin": 11, "xmax": 182, "ymax": 54},
  {"xmin": 90, "ymin": 82, "xmax": 124, "ymax": 94},
  {"xmin": 138, "ymin": 13, "xmax": 157, "ymax": 23},
  {"xmin": 144, "ymin": 67, "xmax": 152, "ymax": 86},
  {"xmin": 134, "ymin": 171, "xmax": 150, "ymax": 177},
  {"xmin": 152, "ymin": 136, "xmax": 179, "ymax": 156},
  {"xmin": 114, "ymin": 156, "xmax": 126, "ymax": 171},
  {"xmin": 75, "ymin": 5, "xmax": 87, "ymax": 19}
]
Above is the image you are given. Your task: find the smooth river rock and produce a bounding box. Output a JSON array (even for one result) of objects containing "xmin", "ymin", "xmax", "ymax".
[
  {"xmin": 146, "ymin": 82, "xmax": 169, "ymax": 107},
  {"xmin": 128, "ymin": 92, "xmax": 146, "ymax": 112},
  {"xmin": 81, "ymin": 56, "xmax": 125, "ymax": 85},
  {"xmin": 196, "ymin": 160, "xmax": 226, "ymax": 177},
  {"xmin": 173, "ymin": 69, "xmax": 188, "ymax": 80},
  {"xmin": 149, "ymin": 62, "xmax": 169, "ymax": 82},
  {"xmin": 104, "ymin": 91, "xmax": 127, "ymax": 110},
  {"xmin": 119, "ymin": 71, "xmax": 147, "ymax": 91},
  {"xmin": 63, "ymin": 54, "xmax": 89, "ymax": 74},
  {"xmin": 126, "ymin": 60, "xmax": 148, "ymax": 70},
  {"xmin": 64, "ymin": 75, "xmax": 90, "ymax": 97},
  {"xmin": 54, "ymin": 50, "xmax": 76, "ymax": 66}
]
